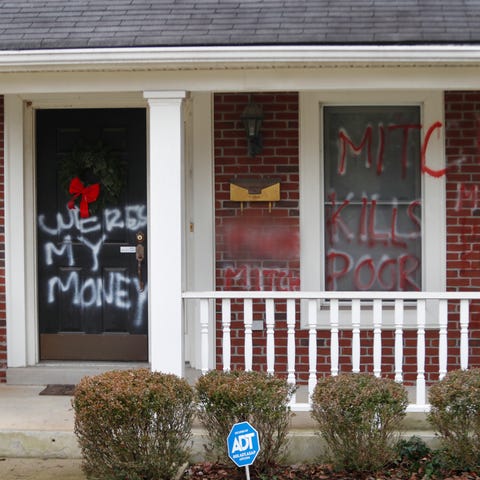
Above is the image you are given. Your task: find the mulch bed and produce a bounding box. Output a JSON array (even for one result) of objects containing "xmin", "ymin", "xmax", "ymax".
[{"xmin": 181, "ymin": 462, "xmax": 480, "ymax": 480}]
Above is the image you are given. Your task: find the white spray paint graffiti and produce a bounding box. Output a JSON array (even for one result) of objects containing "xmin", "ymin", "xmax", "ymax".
[
  {"xmin": 38, "ymin": 205, "xmax": 147, "ymax": 236},
  {"xmin": 47, "ymin": 271, "xmax": 147, "ymax": 327},
  {"xmin": 44, "ymin": 235, "xmax": 74, "ymax": 266},
  {"xmin": 39, "ymin": 206, "xmax": 147, "ymax": 328},
  {"xmin": 76, "ymin": 235, "xmax": 106, "ymax": 272}
]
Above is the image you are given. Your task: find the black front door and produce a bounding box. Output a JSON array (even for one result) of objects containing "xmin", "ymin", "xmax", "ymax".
[{"xmin": 36, "ymin": 108, "xmax": 148, "ymax": 361}]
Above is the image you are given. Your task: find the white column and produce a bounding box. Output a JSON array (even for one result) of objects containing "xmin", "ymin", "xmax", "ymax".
[
  {"xmin": 308, "ymin": 299, "xmax": 318, "ymax": 398},
  {"xmin": 286, "ymin": 299, "xmax": 296, "ymax": 404},
  {"xmin": 438, "ymin": 299, "xmax": 448, "ymax": 380},
  {"xmin": 460, "ymin": 299, "xmax": 469, "ymax": 370},
  {"xmin": 372, "ymin": 299, "xmax": 382, "ymax": 378},
  {"xmin": 199, "ymin": 299, "xmax": 210, "ymax": 375},
  {"xmin": 5, "ymin": 95, "xmax": 28, "ymax": 367},
  {"xmin": 351, "ymin": 299, "xmax": 361, "ymax": 373},
  {"xmin": 330, "ymin": 298, "xmax": 339, "ymax": 376},
  {"xmin": 244, "ymin": 299, "xmax": 253, "ymax": 371},
  {"xmin": 416, "ymin": 299, "xmax": 426, "ymax": 406},
  {"xmin": 265, "ymin": 299, "xmax": 275, "ymax": 375},
  {"xmin": 394, "ymin": 299, "xmax": 404, "ymax": 383},
  {"xmin": 222, "ymin": 299, "xmax": 231, "ymax": 371},
  {"xmin": 144, "ymin": 91, "xmax": 186, "ymax": 377}
]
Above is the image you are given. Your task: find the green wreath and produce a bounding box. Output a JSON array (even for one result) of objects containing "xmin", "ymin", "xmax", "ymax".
[{"xmin": 59, "ymin": 141, "xmax": 127, "ymax": 216}]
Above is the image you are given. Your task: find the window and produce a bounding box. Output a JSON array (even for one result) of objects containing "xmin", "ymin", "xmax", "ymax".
[
  {"xmin": 323, "ymin": 105, "xmax": 422, "ymax": 291},
  {"xmin": 300, "ymin": 92, "xmax": 445, "ymax": 296}
]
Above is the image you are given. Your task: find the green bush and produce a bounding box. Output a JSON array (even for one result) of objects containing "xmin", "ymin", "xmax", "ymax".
[
  {"xmin": 395, "ymin": 436, "xmax": 452, "ymax": 479},
  {"xmin": 396, "ymin": 435, "xmax": 431, "ymax": 467},
  {"xmin": 311, "ymin": 373, "xmax": 408, "ymax": 472},
  {"xmin": 428, "ymin": 368, "xmax": 480, "ymax": 471},
  {"xmin": 73, "ymin": 369, "xmax": 195, "ymax": 480},
  {"xmin": 195, "ymin": 370, "xmax": 295, "ymax": 473}
]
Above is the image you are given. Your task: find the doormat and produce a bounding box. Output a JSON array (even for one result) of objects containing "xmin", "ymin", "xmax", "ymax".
[{"xmin": 39, "ymin": 384, "xmax": 76, "ymax": 396}]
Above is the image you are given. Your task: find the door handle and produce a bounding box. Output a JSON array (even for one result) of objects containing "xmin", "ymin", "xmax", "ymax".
[{"xmin": 136, "ymin": 231, "xmax": 145, "ymax": 291}]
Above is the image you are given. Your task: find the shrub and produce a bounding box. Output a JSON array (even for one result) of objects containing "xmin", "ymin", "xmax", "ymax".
[
  {"xmin": 395, "ymin": 436, "xmax": 442, "ymax": 477},
  {"xmin": 395, "ymin": 436, "xmax": 452, "ymax": 479},
  {"xmin": 396, "ymin": 435, "xmax": 431, "ymax": 467},
  {"xmin": 195, "ymin": 370, "xmax": 295, "ymax": 473},
  {"xmin": 428, "ymin": 368, "xmax": 480, "ymax": 471},
  {"xmin": 311, "ymin": 373, "xmax": 408, "ymax": 472},
  {"xmin": 73, "ymin": 369, "xmax": 195, "ymax": 480}
]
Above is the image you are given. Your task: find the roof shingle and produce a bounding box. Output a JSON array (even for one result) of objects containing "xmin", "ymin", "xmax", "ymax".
[{"xmin": 0, "ymin": 0, "xmax": 478, "ymax": 51}]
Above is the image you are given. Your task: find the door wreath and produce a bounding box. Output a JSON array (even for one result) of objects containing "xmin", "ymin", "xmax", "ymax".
[{"xmin": 59, "ymin": 141, "xmax": 127, "ymax": 218}]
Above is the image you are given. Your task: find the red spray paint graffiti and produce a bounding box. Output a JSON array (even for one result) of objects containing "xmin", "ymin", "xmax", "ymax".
[
  {"xmin": 218, "ymin": 115, "xmax": 476, "ymax": 292},
  {"xmin": 223, "ymin": 265, "xmax": 300, "ymax": 291},
  {"xmin": 326, "ymin": 250, "xmax": 420, "ymax": 291},
  {"xmin": 326, "ymin": 193, "xmax": 421, "ymax": 247},
  {"xmin": 338, "ymin": 121, "xmax": 449, "ymax": 178}
]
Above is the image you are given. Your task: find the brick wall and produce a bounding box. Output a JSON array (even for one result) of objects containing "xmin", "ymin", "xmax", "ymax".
[
  {"xmin": 214, "ymin": 92, "xmax": 300, "ymax": 291},
  {"xmin": 213, "ymin": 93, "xmax": 397, "ymax": 381},
  {"xmin": 445, "ymin": 91, "xmax": 480, "ymax": 370},
  {"xmin": 0, "ymin": 96, "xmax": 5, "ymax": 382},
  {"xmin": 213, "ymin": 91, "xmax": 480, "ymax": 383},
  {"xmin": 214, "ymin": 92, "xmax": 305, "ymax": 374}
]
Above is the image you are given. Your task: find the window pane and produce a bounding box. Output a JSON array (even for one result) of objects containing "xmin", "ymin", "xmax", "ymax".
[{"xmin": 324, "ymin": 105, "xmax": 421, "ymax": 291}]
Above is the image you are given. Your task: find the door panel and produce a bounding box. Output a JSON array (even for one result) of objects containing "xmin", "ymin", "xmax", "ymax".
[{"xmin": 36, "ymin": 108, "xmax": 148, "ymax": 361}]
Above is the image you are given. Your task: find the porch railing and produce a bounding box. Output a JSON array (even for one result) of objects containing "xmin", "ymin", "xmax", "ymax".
[{"xmin": 182, "ymin": 291, "xmax": 480, "ymax": 412}]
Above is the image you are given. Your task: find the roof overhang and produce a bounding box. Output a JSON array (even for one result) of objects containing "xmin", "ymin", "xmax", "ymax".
[{"xmin": 0, "ymin": 45, "xmax": 480, "ymax": 72}]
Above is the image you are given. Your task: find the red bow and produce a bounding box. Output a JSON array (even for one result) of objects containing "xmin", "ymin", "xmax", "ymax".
[{"xmin": 67, "ymin": 177, "xmax": 100, "ymax": 218}]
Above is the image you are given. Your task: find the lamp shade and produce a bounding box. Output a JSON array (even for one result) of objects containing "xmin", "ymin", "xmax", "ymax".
[{"xmin": 241, "ymin": 102, "xmax": 264, "ymax": 138}]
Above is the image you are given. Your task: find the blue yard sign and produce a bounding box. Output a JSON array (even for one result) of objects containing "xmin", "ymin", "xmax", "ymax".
[{"xmin": 227, "ymin": 421, "xmax": 260, "ymax": 469}]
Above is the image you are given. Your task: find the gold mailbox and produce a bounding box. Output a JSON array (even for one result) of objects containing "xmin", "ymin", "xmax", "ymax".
[{"xmin": 230, "ymin": 177, "xmax": 280, "ymax": 211}]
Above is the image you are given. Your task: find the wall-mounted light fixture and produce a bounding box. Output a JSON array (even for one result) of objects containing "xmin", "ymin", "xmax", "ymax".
[{"xmin": 241, "ymin": 101, "xmax": 264, "ymax": 157}]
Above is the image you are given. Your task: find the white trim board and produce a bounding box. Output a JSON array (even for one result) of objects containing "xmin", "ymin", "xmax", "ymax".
[
  {"xmin": 1, "ymin": 66, "xmax": 480, "ymax": 95},
  {"xmin": 0, "ymin": 45, "xmax": 479, "ymax": 72}
]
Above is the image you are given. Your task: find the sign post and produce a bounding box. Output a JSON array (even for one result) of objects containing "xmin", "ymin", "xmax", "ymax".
[{"xmin": 227, "ymin": 421, "xmax": 260, "ymax": 480}]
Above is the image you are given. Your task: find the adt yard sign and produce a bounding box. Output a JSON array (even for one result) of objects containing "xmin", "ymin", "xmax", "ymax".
[{"xmin": 227, "ymin": 421, "xmax": 260, "ymax": 468}]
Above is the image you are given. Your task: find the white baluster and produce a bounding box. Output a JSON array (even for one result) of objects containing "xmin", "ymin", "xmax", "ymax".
[
  {"xmin": 373, "ymin": 299, "xmax": 382, "ymax": 378},
  {"xmin": 200, "ymin": 299, "xmax": 210, "ymax": 374},
  {"xmin": 266, "ymin": 299, "xmax": 275, "ymax": 375},
  {"xmin": 439, "ymin": 299, "xmax": 448, "ymax": 380},
  {"xmin": 460, "ymin": 299, "xmax": 470, "ymax": 370},
  {"xmin": 394, "ymin": 299, "xmax": 404, "ymax": 383},
  {"xmin": 308, "ymin": 299, "xmax": 318, "ymax": 399},
  {"xmin": 352, "ymin": 299, "xmax": 360, "ymax": 373},
  {"xmin": 244, "ymin": 299, "xmax": 253, "ymax": 371},
  {"xmin": 416, "ymin": 299, "xmax": 426, "ymax": 406},
  {"xmin": 287, "ymin": 299, "xmax": 297, "ymax": 405},
  {"xmin": 222, "ymin": 298, "xmax": 231, "ymax": 372},
  {"xmin": 330, "ymin": 299, "xmax": 339, "ymax": 376}
]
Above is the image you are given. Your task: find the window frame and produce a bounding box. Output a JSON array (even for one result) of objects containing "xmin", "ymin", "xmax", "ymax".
[
  {"xmin": 323, "ymin": 104, "xmax": 423, "ymax": 292},
  {"xmin": 299, "ymin": 91, "xmax": 446, "ymax": 297}
]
